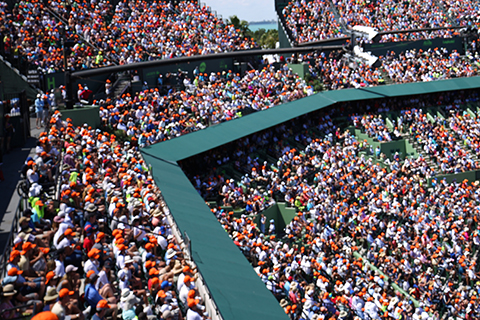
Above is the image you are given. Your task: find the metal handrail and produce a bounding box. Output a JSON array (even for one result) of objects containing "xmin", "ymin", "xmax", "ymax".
[{"xmin": 0, "ymin": 198, "xmax": 25, "ymax": 278}]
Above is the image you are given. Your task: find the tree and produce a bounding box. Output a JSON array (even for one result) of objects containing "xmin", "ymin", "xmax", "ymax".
[
  {"xmin": 227, "ymin": 15, "xmax": 251, "ymax": 37},
  {"xmin": 226, "ymin": 16, "xmax": 279, "ymax": 49},
  {"xmin": 259, "ymin": 29, "xmax": 279, "ymax": 49}
]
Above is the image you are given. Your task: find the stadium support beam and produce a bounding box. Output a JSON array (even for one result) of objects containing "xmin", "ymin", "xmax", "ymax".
[{"xmin": 70, "ymin": 46, "xmax": 344, "ymax": 79}]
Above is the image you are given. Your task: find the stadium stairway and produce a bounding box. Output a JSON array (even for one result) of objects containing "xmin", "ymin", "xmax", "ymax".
[
  {"xmin": 402, "ymin": 129, "xmax": 440, "ymax": 173},
  {"xmin": 111, "ymin": 73, "xmax": 132, "ymax": 99},
  {"xmin": 326, "ymin": 0, "xmax": 347, "ymax": 31},
  {"xmin": 274, "ymin": 0, "xmax": 297, "ymax": 47},
  {"xmin": 45, "ymin": 3, "xmax": 119, "ymax": 65},
  {"xmin": 379, "ymin": 65, "xmax": 394, "ymax": 85},
  {"xmin": 434, "ymin": 0, "xmax": 459, "ymax": 27}
]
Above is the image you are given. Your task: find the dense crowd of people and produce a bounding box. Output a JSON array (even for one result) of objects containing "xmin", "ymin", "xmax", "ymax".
[
  {"xmin": 332, "ymin": 0, "xmax": 450, "ymax": 31},
  {"xmin": 95, "ymin": 65, "xmax": 310, "ymax": 146},
  {"xmin": 0, "ymin": 0, "xmax": 257, "ymax": 73},
  {"xmin": 282, "ymin": 0, "xmax": 345, "ymax": 44},
  {"xmin": 309, "ymin": 51, "xmax": 386, "ymax": 90},
  {"xmin": 443, "ymin": 0, "xmax": 480, "ymax": 27},
  {"xmin": 4, "ymin": 0, "xmax": 480, "ymax": 319},
  {"xmin": 280, "ymin": 0, "xmax": 474, "ymax": 43},
  {"xmin": 184, "ymin": 90, "xmax": 480, "ymax": 320},
  {"xmin": 0, "ymin": 113, "xmax": 209, "ymax": 320},
  {"xmin": 0, "ymin": 0, "xmax": 114, "ymax": 73},
  {"xmin": 382, "ymin": 49, "xmax": 478, "ymax": 83}
]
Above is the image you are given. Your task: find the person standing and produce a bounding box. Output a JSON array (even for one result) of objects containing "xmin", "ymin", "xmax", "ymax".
[
  {"xmin": 260, "ymin": 214, "xmax": 266, "ymax": 234},
  {"xmin": 35, "ymin": 94, "xmax": 44, "ymax": 129}
]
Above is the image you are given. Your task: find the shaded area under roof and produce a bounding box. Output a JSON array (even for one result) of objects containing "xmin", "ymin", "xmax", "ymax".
[
  {"xmin": 141, "ymin": 154, "xmax": 289, "ymax": 320},
  {"xmin": 142, "ymin": 76, "xmax": 480, "ymax": 162},
  {"xmin": 140, "ymin": 76, "xmax": 480, "ymax": 320}
]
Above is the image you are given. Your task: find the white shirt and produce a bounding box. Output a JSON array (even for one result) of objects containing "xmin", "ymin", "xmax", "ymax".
[
  {"xmin": 96, "ymin": 270, "xmax": 110, "ymax": 290},
  {"xmin": 84, "ymin": 259, "xmax": 99, "ymax": 275},
  {"xmin": 27, "ymin": 168, "xmax": 39, "ymax": 184},
  {"xmin": 116, "ymin": 254, "xmax": 126, "ymax": 270},
  {"xmin": 55, "ymin": 259, "xmax": 65, "ymax": 278},
  {"xmin": 186, "ymin": 308, "xmax": 202, "ymax": 320},
  {"xmin": 118, "ymin": 268, "xmax": 130, "ymax": 290},
  {"xmin": 179, "ymin": 282, "xmax": 195, "ymax": 305},
  {"xmin": 57, "ymin": 238, "xmax": 70, "ymax": 250},
  {"xmin": 177, "ymin": 273, "xmax": 186, "ymax": 292}
]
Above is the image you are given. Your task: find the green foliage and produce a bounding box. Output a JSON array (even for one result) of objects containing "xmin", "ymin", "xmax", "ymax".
[
  {"xmin": 304, "ymin": 74, "xmax": 324, "ymax": 92},
  {"xmin": 226, "ymin": 15, "xmax": 251, "ymax": 36},
  {"xmin": 101, "ymin": 124, "xmax": 131, "ymax": 142},
  {"xmin": 254, "ymin": 28, "xmax": 279, "ymax": 49},
  {"xmin": 227, "ymin": 16, "xmax": 279, "ymax": 49}
]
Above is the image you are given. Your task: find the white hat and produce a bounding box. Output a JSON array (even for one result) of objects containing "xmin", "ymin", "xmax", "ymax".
[
  {"xmin": 166, "ymin": 248, "xmax": 176, "ymax": 259},
  {"xmin": 66, "ymin": 265, "xmax": 78, "ymax": 273},
  {"xmin": 120, "ymin": 288, "xmax": 131, "ymax": 302}
]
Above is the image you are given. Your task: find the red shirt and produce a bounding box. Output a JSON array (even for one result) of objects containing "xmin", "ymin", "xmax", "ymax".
[{"xmin": 84, "ymin": 237, "xmax": 94, "ymax": 252}]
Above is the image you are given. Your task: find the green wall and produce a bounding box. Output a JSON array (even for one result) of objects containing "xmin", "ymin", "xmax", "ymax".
[
  {"xmin": 60, "ymin": 105, "xmax": 100, "ymax": 128},
  {"xmin": 0, "ymin": 59, "xmax": 37, "ymax": 101},
  {"xmin": 288, "ymin": 63, "xmax": 309, "ymax": 79}
]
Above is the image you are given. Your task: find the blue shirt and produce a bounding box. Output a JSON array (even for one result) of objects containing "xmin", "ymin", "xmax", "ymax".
[
  {"xmin": 35, "ymin": 98, "xmax": 44, "ymax": 113},
  {"xmin": 85, "ymin": 283, "xmax": 103, "ymax": 308}
]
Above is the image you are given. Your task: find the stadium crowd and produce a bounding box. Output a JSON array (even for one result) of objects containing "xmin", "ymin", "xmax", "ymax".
[
  {"xmin": 184, "ymin": 90, "xmax": 480, "ymax": 320},
  {"xmin": 4, "ymin": 59, "xmax": 480, "ymax": 320},
  {"xmin": 0, "ymin": 113, "xmax": 210, "ymax": 320},
  {"xmin": 443, "ymin": 0, "xmax": 480, "ymax": 27},
  {"xmin": 0, "ymin": 0, "xmax": 114, "ymax": 73},
  {"xmin": 282, "ymin": 0, "xmax": 345, "ymax": 44},
  {"xmin": 382, "ymin": 49, "xmax": 478, "ymax": 83},
  {"xmin": 0, "ymin": 0, "xmax": 257, "ymax": 73},
  {"xmin": 95, "ymin": 65, "xmax": 310, "ymax": 146},
  {"xmin": 280, "ymin": 0, "xmax": 470, "ymax": 43},
  {"xmin": 310, "ymin": 51, "xmax": 385, "ymax": 90}
]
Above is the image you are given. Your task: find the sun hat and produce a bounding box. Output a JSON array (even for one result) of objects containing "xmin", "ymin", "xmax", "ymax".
[
  {"xmin": 3, "ymin": 284, "xmax": 17, "ymax": 296},
  {"xmin": 166, "ymin": 248, "xmax": 176, "ymax": 259},
  {"xmin": 44, "ymin": 287, "xmax": 59, "ymax": 302}
]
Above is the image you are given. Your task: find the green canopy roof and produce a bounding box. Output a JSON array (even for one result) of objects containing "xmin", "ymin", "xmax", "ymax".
[
  {"xmin": 141, "ymin": 154, "xmax": 288, "ymax": 320},
  {"xmin": 144, "ymin": 76, "xmax": 480, "ymax": 162},
  {"xmin": 141, "ymin": 76, "xmax": 480, "ymax": 320}
]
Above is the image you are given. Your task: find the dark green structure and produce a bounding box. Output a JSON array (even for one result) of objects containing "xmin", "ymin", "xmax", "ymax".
[{"xmin": 141, "ymin": 76, "xmax": 480, "ymax": 320}]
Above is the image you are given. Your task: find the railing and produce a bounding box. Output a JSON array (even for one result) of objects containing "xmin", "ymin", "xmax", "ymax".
[
  {"xmin": 274, "ymin": 0, "xmax": 297, "ymax": 46},
  {"xmin": 0, "ymin": 197, "xmax": 27, "ymax": 278},
  {"xmin": 141, "ymin": 153, "xmax": 224, "ymax": 320}
]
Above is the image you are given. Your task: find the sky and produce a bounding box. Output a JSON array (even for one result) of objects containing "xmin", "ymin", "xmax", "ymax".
[{"xmin": 204, "ymin": 0, "xmax": 277, "ymax": 23}]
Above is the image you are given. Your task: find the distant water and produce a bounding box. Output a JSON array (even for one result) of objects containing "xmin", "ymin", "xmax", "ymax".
[{"xmin": 249, "ymin": 22, "xmax": 277, "ymax": 31}]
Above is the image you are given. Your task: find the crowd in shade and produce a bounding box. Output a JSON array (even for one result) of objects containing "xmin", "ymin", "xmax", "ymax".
[
  {"xmin": 307, "ymin": 51, "xmax": 386, "ymax": 90},
  {"xmin": 449, "ymin": 109, "xmax": 480, "ymax": 154},
  {"xmin": 282, "ymin": 0, "xmax": 345, "ymax": 44},
  {"xmin": 0, "ymin": 0, "xmax": 257, "ymax": 73},
  {"xmin": 95, "ymin": 65, "xmax": 310, "ymax": 146},
  {"xmin": 182, "ymin": 90, "xmax": 480, "ymax": 320},
  {"xmin": 353, "ymin": 109, "xmax": 479, "ymax": 175},
  {"xmin": 382, "ymin": 49, "xmax": 478, "ymax": 83},
  {"xmin": 0, "ymin": 112, "xmax": 210, "ymax": 320}
]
